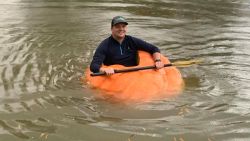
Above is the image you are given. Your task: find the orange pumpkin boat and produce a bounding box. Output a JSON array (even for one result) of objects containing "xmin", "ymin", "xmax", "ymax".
[{"xmin": 84, "ymin": 51, "xmax": 184, "ymax": 102}]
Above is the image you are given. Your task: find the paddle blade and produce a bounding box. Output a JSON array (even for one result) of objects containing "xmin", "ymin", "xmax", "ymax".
[{"xmin": 172, "ymin": 59, "xmax": 203, "ymax": 67}]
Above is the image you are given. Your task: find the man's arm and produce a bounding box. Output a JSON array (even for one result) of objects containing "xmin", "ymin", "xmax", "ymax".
[
  {"xmin": 90, "ymin": 39, "xmax": 116, "ymax": 74},
  {"xmin": 90, "ymin": 46, "xmax": 106, "ymax": 73},
  {"xmin": 131, "ymin": 36, "xmax": 164, "ymax": 69},
  {"xmin": 130, "ymin": 36, "xmax": 160, "ymax": 54}
]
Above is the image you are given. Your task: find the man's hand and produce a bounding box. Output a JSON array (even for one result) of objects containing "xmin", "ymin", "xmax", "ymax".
[
  {"xmin": 153, "ymin": 52, "xmax": 164, "ymax": 69},
  {"xmin": 100, "ymin": 68, "xmax": 115, "ymax": 75},
  {"xmin": 155, "ymin": 60, "xmax": 164, "ymax": 69}
]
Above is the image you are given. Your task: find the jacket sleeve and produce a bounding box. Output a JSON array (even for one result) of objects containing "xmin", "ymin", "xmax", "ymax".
[
  {"xmin": 131, "ymin": 36, "xmax": 160, "ymax": 54},
  {"xmin": 90, "ymin": 44, "xmax": 106, "ymax": 73}
]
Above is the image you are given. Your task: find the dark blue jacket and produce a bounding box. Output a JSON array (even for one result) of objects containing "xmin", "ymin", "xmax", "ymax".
[{"xmin": 90, "ymin": 35, "xmax": 160, "ymax": 73}]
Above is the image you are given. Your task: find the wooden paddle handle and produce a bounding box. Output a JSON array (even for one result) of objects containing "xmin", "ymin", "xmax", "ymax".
[{"xmin": 90, "ymin": 64, "xmax": 173, "ymax": 77}]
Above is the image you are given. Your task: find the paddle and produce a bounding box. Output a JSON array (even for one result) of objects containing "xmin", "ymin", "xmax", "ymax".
[{"xmin": 90, "ymin": 59, "xmax": 202, "ymax": 76}]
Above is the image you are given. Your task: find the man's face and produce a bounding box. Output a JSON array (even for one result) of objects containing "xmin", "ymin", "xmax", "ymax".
[{"xmin": 111, "ymin": 23, "xmax": 127, "ymax": 39}]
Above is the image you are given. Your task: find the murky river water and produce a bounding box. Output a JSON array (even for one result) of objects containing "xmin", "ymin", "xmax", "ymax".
[{"xmin": 1, "ymin": 0, "xmax": 250, "ymax": 141}]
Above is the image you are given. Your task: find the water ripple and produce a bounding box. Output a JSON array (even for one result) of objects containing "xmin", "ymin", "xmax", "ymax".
[{"xmin": 1, "ymin": 0, "xmax": 250, "ymax": 140}]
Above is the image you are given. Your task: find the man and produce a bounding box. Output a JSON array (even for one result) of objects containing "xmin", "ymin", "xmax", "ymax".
[{"xmin": 90, "ymin": 16, "xmax": 164, "ymax": 75}]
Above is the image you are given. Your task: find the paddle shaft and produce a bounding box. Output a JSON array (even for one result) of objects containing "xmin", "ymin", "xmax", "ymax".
[{"xmin": 90, "ymin": 63, "xmax": 173, "ymax": 76}]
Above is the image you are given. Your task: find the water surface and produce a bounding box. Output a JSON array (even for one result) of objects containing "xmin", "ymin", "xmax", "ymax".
[{"xmin": 1, "ymin": 0, "xmax": 250, "ymax": 140}]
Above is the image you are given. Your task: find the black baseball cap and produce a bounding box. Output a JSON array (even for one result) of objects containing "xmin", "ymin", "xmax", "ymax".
[{"xmin": 111, "ymin": 16, "xmax": 128, "ymax": 27}]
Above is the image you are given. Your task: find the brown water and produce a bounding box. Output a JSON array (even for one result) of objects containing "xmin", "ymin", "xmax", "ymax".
[{"xmin": 1, "ymin": 0, "xmax": 250, "ymax": 141}]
